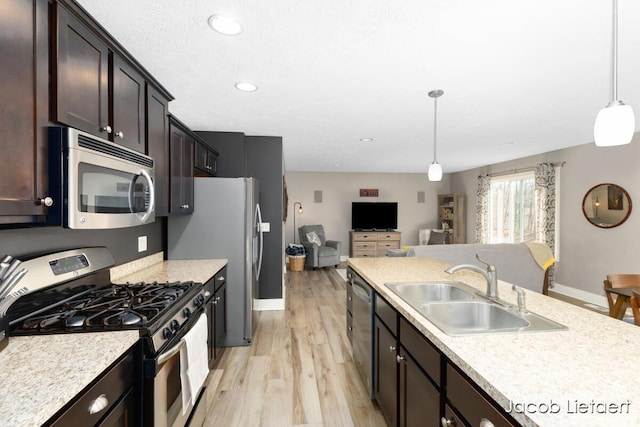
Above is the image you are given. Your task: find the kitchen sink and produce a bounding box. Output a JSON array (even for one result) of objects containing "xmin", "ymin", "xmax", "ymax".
[
  {"xmin": 385, "ymin": 281, "xmax": 567, "ymax": 336},
  {"xmin": 385, "ymin": 281, "xmax": 477, "ymax": 303}
]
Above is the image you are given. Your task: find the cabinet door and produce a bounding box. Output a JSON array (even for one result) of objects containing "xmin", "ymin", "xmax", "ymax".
[
  {"xmin": 147, "ymin": 86, "xmax": 169, "ymax": 216},
  {"xmin": 375, "ymin": 319, "xmax": 398, "ymax": 426},
  {"xmin": 96, "ymin": 388, "xmax": 137, "ymax": 427},
  {"xmin": 399, "ymin": 348, "xmax": 441, "ymax": 427},
  {"xmin": 112, "ymin": 55, "xmax": 145, "ymax": 152},
  {"xmin": 194, "ymin": 141, "xmax": 208, "ymax": 173},
  {"xmin": 169, "ymin": 125, "xmax": 194, "ymax": 214},
  {"xmin": 214, "ymin": 282, "xmax": 227, "ymax": 357},
  {"xmin": 0, "ymin": 0, "xmax": 49, "ymax": 224},
  {"xmin": 55, "ymin": 4, "xmax": 110, "ymax": 137}
]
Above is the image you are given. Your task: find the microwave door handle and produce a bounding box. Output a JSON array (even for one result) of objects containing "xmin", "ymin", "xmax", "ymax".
[{"xmin": 138, "ymin": 169, "xmax": 155, "ymax": 222}]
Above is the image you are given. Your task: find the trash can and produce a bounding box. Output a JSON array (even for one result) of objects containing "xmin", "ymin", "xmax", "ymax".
[{"xmin": 289, "ymin": 255, "xmax": 306, "ymax": 271}]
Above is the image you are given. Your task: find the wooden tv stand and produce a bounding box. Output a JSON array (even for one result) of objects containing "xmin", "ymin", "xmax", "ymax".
[{"xmin": 349, "ymin": 230, "xmax": 402, "ymax": 257}]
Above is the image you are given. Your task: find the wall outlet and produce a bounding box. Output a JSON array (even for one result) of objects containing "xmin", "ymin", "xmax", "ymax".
[{"xmin": 138, "ymin": 236, "xmax": 147, "ymax": 252}]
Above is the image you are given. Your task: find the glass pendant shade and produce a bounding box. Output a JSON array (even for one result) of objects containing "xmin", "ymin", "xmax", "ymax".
[
  {"xmin": 594, "ymin": 102, "xmax": 635, "ymax": 146},
  {"xmin": 428, "ymin": 161, "xmax": 442, "ymax": 181}
]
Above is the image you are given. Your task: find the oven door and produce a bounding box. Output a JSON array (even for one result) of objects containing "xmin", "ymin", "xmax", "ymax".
[{"xmin": 146, "ymin": 312, "xmax": 208, "ymax": 427}]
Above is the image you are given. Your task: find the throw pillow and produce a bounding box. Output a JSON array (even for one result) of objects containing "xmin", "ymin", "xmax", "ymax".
[{"xmin": 306, "ymin": 231, "xmax": 322, "ymax": 246}]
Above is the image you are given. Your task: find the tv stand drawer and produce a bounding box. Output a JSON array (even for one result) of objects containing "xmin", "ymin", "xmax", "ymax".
[{"xmin": 350, "ymin": 231, "xmax": 401, "ymax": 258}]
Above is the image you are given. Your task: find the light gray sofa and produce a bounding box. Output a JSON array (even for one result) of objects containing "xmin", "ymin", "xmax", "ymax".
[{"xmin": 406, "ymin": 243, "xmax": 554, "ymax": 294}]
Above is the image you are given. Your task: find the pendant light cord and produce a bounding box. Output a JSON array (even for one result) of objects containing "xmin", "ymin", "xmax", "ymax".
[
  {"xmin": 612, "ymin": 0, "xmax": 618, "ymax": 101},
  {"xmin": 433, "ymin": 96, "xmax": 438, "ymax": 162}
]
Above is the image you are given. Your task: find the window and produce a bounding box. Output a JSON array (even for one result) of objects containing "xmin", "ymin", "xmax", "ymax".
[{"xmin": 488, "ymin": 171, "xmax": 536, "ymax": 244}]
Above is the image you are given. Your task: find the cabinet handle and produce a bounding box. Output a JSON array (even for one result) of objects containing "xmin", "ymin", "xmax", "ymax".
[
  {"xmin": 204, "ymin": 291, "xmax": 211, "ymax": 298},
  {"xmin": 396, "ymin": 354, "xmax": 406, "ymax": 363},
  {"xmin": 181, "ymin": 204, "xmax": 190, "ymax": 209},
  {"xmin": 440, "ymin": 417, "xmax": 456, "ymax": 427},
  {"xmin": 37, "ymin": 196, "xmax": 54, "ymax": 207},
  {"xmin": 88, "ymin": 394, "xmax": 109, "ymax": 415},
  {"xmin": 479, "ymin": 418, "xmax": 495, "ymax": 427},
  {"xmin": 348, "ymin": 326, "xmax": 352, "ymax": 331},
  {"xmin": 100, "ymin": 125, "xmax": 112, "ymax": 134},
  {"xmin": 115, "ymin": 131, "xmax": 124, "ymax": 139},
  {"xmin": 389, "ymin": 345, "xmax": 396, "ymax": 352},
  {"xmin": 348, "ymin": 296, "xmax": 352, "ymax": 301},
  {"xmin": 214, "ymin": 296, "xmax": 221, "ymax": 304},
  {"xmin": 218, "ymin": 276, "xmax": 225, "ymax": 281}
]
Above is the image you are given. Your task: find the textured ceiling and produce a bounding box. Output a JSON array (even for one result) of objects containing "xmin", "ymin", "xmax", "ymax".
[{"xmin": 76, "ymin": 0, "xmax": 640, "ymax": 173}]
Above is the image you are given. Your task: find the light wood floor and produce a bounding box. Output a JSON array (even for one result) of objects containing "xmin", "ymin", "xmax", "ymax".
[{"xmin": 203, "ymin": 267, "xmax": 386, "ymax": 426}]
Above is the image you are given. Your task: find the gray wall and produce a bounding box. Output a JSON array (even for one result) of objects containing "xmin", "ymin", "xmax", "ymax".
[
  {"xmin": 0, "ymin": 220, "xmax": 163, "ymax": 265},
  {"xmin": 284, "ymin": 172, "xmax": 451, "ymax": 253},
  {"xmin": 449, "ymin": 135, "xmax": 640, "ymax": 297}
]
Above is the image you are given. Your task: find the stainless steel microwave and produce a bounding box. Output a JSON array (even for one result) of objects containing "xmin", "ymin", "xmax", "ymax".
[{"xmin": 48, "ymin": 127, "xmax": 155, "ymax": 229}]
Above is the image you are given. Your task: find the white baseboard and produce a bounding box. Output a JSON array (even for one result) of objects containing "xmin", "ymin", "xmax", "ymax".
[
  {"xmin": 550, "ymin": 282, "xmax": 607, "ymax": 307},
  {"xmin": 254, "ymin": 298, "xmax": 284, "ymax": 311}
]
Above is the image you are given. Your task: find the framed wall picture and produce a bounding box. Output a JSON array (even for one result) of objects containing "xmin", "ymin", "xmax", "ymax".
[{"xmin": 608, "ymin": 185, "xmax": 624, "ymax": 210}]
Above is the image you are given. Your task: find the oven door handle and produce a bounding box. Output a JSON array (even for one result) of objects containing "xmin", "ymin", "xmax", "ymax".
[{"xmin": 157, "ymin": 339, "xmax": 184, "ymax": 365}]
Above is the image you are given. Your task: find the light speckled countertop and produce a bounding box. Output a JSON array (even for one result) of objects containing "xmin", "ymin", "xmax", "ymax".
[
  {"xmin": 0, "ymin": 331, "xmax": 139, "ymax": 427},
  {"xmin": 348, "ymin": 257, "xmax": 640, "ymax": 427},
  {"xmin": 0, "ymin": 253, "xmax": 227, "ymax": 427}
]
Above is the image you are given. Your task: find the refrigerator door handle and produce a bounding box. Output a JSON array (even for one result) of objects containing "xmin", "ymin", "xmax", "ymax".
[{"xmin": 255, "ymin": 203, "xmax": 264, "ymax": 280}]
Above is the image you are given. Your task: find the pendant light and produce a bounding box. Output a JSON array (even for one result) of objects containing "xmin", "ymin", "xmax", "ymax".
[
  {"xmin": 428, "ymin": 89, "xmax": 444, "ymax": 181},
  {"xmin": 594, "ymin": 0, "xmax": 635, "ymax": 146}
]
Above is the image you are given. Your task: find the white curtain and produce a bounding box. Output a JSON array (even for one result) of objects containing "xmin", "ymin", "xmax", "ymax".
[{"xmin": 475, "ymin": 174, "xmax": 491, "ymax": 243}]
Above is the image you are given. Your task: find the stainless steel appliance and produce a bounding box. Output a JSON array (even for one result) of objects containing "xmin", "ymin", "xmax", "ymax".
[
  {"xmin": 168, "ymin": 177, "xmax": 263, "ymax": 346},
  {"xmin": 48, "ymin": 126, "xmax": 155, "ymax": 229},
  {"xmin": 348, "ymin": 269, "xmax": 375, "ymax": 398},
  {"xmin": 5, "ymin": 247, "xmax": 207, "ymax": 427}
]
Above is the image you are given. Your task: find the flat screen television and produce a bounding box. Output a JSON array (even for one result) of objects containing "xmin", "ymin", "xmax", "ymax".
[{"xmin": 351, "ymin": 202, "xmax": 398, "ymax": 231}]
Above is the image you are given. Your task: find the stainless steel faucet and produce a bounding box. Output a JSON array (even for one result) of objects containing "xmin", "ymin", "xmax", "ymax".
[{"xmin": 445, "ymin": 254, "xmax": 499, "ymax": 299}]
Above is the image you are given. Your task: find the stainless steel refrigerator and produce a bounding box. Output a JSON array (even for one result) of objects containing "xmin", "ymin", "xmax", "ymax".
[{"xmin": 167, "ymin": 177, "xmax": 263, "ymax": 346}]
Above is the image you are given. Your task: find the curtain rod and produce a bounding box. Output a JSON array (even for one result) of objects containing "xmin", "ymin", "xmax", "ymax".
[{"xmin": 488, "ymin": 161, "xmax": 566, "ymax": 178}]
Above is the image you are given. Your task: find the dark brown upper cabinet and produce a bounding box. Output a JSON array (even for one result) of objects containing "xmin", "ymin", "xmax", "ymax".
[
  {"xmin": 111, "ymin": 55, "xmax": 146, "ymax": 152},
  {"xmin": 54, "ymin": 4, "xmax": 110, "ymax": 139},
  {"xmin": 0, "ymin": 0, "xmax": 50, "ymax": 225},
  {"xmin": 146, "ymin": 86, "xmax": 170, "ymax": 216},
  {"xmin": 54, "ymin": 2, "xmax": 151, "ymax": 153},
  {"xmin": 169, "ymin": 116, "xmax": 194, "ymax": 215},
  {"xmin": 194, "ymin": 140, "xmax": 219, "ymax": 177}
]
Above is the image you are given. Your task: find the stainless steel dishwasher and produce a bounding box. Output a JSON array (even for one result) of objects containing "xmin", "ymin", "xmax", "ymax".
[{"xmin": 347, "ymin": 268, "xmax": 374, "ymax": 398}]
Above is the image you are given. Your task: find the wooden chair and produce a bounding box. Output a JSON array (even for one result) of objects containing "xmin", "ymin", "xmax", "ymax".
[
  {"xmin": 631, "ymin": 291, "xmax": 640, "ymax": 326},
  {"xmin": 603, "ymin": 274, "xmax": 640, "ymax": 319}
]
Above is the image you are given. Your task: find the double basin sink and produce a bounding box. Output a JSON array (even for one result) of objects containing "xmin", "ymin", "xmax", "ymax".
[{"xmin": 384, "ymin": 281, "xmax": 567, "ymax": 336}]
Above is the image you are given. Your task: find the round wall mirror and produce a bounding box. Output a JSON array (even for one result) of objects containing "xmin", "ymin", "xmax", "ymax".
[{"xmin": 582, "ymin": 183, "xmax": 632, "ymax": 228}]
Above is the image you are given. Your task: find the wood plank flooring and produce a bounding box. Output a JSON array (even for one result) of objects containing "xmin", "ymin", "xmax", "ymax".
[{"xmin": 204, "ymin": 267, "xmax": 386, "ymax": 426}]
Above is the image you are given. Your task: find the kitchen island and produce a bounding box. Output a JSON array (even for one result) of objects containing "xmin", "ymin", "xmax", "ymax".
[
  {"xmin": 348, "ymin": 256, "xmax": 640, "ymax": 427},
  {"xmin": 0, "ymin": 254, "xmax": 227, "ymax": 426}
]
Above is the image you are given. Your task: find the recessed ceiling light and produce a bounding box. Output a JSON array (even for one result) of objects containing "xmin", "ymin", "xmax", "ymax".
[
  {"xmin": 235, "ymin": 82, "xmax": 257, "ymax": 92},
  {"xmin": 360, "ymin": 138, "xmax": 374, "ymax": 142},
  {"xmin": 208, "ymin": 14, "xmax": 243, "ymax": 36}
]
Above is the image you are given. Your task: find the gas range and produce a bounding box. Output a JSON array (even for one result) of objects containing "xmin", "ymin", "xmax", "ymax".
[{"xmin": 5, "ymin": 247, "xmax": 206, "ymax": 355}]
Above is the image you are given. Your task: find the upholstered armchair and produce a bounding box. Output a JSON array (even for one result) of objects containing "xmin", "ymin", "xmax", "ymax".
[{"xmin": 298, "ymin": 225, "xmax": 341, "ymax": 269}]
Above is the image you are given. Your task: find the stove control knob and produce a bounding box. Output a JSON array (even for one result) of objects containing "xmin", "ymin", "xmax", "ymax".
[
  {"xmin": 170, "ymin": 319, "xmax": 180, "ymax": 332},
  {"xmin": 194, "ymin": 294, "xmax": 205, "ymax": 307},
  {"xmin": 163, "ymin": 327, "xmax": 173, "ymax": 340},
  {"xmin": 183, "ymin": 307, "xmax": 192, "ymax": 318}
]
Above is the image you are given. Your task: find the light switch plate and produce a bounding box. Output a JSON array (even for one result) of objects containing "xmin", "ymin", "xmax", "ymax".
[
  {"xmin": 138, "ymin": 236, "xmax": 147, "ymax": 252},
  {"xmin": 260, "ymin": 222, "xmax": 270, "ymax": 232}
]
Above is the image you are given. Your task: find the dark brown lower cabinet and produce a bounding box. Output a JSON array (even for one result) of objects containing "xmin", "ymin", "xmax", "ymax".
[
  {"xmin": 48, "ymin": 343, "xmax": 140, "ymax": 426},
  {"xmin": 398, "ymin": 348, "xmax": 440, "ymax": 427},
  {"xmin": 375, "ymin": 318, "xmax": 398, "ymax": 426},
  {"xmin": 446, "ymin": 363, "xmax": 519, "ymax": 427}
]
